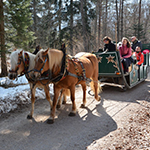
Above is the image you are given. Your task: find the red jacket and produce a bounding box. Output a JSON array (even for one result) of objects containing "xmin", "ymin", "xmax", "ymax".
[{"xmin": 136, "ymin": 52, "xmax": 144, "ymax": 65}]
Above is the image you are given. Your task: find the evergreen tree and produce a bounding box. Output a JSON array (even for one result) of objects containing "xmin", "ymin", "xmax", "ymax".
[{"xmin": 5, "ymin": 0, "xmax": 35, "ymax": 50}]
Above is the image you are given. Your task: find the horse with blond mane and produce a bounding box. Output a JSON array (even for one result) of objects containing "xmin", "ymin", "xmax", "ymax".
[
  {"xmin": 8, "ymin": 49, "xmax": 54, "ymax": 119},
  {"xmin": 32, "ymin": 45, "xmax": 101, "ymax": 124},
  {"xmin": 8, "ymin": 49, "xmax": 69, "ymax": 120}
]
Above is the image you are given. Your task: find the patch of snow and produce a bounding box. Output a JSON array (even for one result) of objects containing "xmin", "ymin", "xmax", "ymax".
[{"xmin": 0, "ymin": 76, "xmax": 53, "ymax": 114}]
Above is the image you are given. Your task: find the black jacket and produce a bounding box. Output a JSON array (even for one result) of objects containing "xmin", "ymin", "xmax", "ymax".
[
  {"xmin": 102, "ymin": 42, "xmax": 116, "ymax": 52},
  {"xmin": 131, "ymin": 40, "xmax": 142, "ymax": 51}
]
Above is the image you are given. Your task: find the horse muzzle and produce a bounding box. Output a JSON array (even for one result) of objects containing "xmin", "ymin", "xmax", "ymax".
[
  {"xmin": 31, "ymin": 71, "xmax": 41, "ymax": 81},
  {"xmin": 8, "ymin": 72, "xmax": 17, "ymax": 80}
]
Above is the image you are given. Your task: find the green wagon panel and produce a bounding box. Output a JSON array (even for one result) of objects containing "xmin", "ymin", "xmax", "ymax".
[{"xmin": 95, "ymin": 52, "xmax": 121, "ymax": 76}]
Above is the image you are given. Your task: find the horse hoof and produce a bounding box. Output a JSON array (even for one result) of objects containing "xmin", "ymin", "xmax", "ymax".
[
  {"xmin": 46, "ymin": 119, "xmax": 54, "ymax": 124},
  {"xmin": 97, "ymin": 96, "xmax": 101, "ymax": 101},
  {"xmin": 68, "ymin": 112, "xmax": 76, "ymax": 117},
  {"xmin": 80, "ymin": 104, "xmax": 86, "ymax": 108},
  {"xmin": 27, "ymin": 115, "xmax": 32, "ymax": 119},
  {"xmin": 56, "ymin": 105, "xmax": 61, "ymax": 109}
]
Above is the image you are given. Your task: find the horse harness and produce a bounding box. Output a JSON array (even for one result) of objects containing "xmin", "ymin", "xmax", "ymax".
[
  {"xmin": 38, "ymin": 52, "xmax": 91, "ymax": 84},
  {"xmin": 67, "ymin": 56, "xmax": 91, "ymax": 83}
]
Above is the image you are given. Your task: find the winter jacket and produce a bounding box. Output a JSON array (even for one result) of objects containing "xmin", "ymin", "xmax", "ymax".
[
  {"xmin": 119, "ymin": 45, "xmax": 132, "ymax": 59},
  {"xmin": 131, "ymin": 40, "xmax": 142, "ymax": 51},
  {"xmin": 98, "ymin": 42, "xmax": 116, "ymax": 52},
  {"xmin": 136, "ymin": 52, "xmax": 144, "ymax": 65}
]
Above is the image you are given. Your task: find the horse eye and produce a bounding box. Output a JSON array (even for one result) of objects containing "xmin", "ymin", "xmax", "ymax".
[{"xmin": 40, "ymin": 59, "xmax": 43, "ymax": 63}]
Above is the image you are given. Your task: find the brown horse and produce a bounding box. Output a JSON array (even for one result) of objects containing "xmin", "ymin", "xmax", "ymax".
[
  {"xmin": 32, "ymin": 48, "xmax": 101, "ymax": 123},
  {"xmin": 8, "ymin": 49, "xmax": 53, "ymax": 119}
]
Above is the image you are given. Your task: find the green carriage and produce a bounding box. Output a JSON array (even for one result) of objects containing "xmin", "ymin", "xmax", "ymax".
[{"xmin": 94, "ymin": 51, "xmax": 149, "ymax": 90}]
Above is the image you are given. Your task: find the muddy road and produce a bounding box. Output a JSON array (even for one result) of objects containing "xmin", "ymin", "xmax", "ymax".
[{"xmin": 0, "ymin": 72, "xmax": 150, "ymax": 150}]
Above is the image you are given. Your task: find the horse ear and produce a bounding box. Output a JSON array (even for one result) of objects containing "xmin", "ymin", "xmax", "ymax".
[
  {"xmin": 13, "ymin": 48, "xmax": 17, "ymax": 51},
  {"xmin": 45, "ymin": 48, "xmax": 49, "ymax": 54},
  {"xmin": 18, "ymin": 50, "xmax": 23, "ymax": 56}
]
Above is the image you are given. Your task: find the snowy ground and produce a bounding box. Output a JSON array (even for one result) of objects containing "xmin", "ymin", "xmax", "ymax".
[{"xmin": 0, "ymin": 75, "xmax": 53, "ymax": 114}]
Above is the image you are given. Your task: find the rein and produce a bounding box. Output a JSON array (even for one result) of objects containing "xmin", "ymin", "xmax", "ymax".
[{"xmin": 33, "ymin": 55, "xmax": 48, "ymax": 74}]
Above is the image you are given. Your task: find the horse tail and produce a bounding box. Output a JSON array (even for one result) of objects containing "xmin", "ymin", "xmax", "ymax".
[{"xmin": 90, "ymin": 79, "xmax": 102, "ymax": 95}]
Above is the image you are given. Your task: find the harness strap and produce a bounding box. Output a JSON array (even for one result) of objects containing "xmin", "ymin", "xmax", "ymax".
[{"xmin": 68, "ymin": 56, "xmax": 91, "ymax": 83}]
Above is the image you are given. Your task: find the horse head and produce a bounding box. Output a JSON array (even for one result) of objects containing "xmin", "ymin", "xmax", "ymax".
[
  {"xmin": 32, "ymin": 48, "xmax": 49, "ymax": 80},
  {"xmin": 32, "ymin": 48, "xmax": 64, "ymax": 81},
  {"xmin": 8, "ymin": 50, "xmax": 25, "ymax": 80}
]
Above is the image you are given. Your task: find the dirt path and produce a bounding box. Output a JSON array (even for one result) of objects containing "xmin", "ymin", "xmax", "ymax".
[{"xmin": 0, "ymin": 72, "xmax": 150, "ymax": 150}]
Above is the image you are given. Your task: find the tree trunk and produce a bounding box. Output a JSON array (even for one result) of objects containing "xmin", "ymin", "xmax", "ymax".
[
  {"xmin": 116, "ymin": 0, "xmax": 119, "ymax": 41},
  {"xmin": 59, "ymin": 0, "xmax": 62, "ymax": 44},
  {"xmin": 33, "ymin": 0, "xmax": 37, "ymax": 46},
  {"xmin": 81, "ymin": 0, "xmax": 87, "ymax": 52},
  {"xmin": 0, "ymin": 0, "xmax": 7, "ymax": 76},
  {"xmin": 138, "ymin": 0, "xmax": 142, "ymax": 39},
  {"xmin": 103, "ymin": 0, "xmax": 108, "ymax": 37},
  {"xmin": 70, "ymin": 0, "xmax": 73, "ymax": 55},
  {"xmin": 98, "ymin": 0, "xmax": 102, "ymax": 49},
  {"xmin": 120, "ymin": 0, "xmax": 124, "ymax": 39}
]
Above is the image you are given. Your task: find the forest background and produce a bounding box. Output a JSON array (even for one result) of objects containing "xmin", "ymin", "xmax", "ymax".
[{"xmin": 0, "ymin": 0, "xmax": 149, "ymax": 76}]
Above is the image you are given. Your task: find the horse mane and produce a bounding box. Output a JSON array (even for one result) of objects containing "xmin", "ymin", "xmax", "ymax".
[
  {"xmin": 37, "ymin": 49, "xmax": 64, "ymax": 70},
  {"xmin": 10, "ymin": 50, "xmax": 22, "ymax": 70},
  {"xmin": 48, "ymin": 49, "xmax": 64, "ymax": 70},
  {"xmin": 10, "ymin": 49, "xmax": 35, "ymax": 71}
]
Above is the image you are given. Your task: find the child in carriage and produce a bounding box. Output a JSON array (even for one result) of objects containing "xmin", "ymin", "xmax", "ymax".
[
  {"xmin": 135, "ymin": 46, "xmax": 144, "ymax": 79},
  {"xmin": 135, "ymin": 46, "xmax": 144, "ymax": 66}
]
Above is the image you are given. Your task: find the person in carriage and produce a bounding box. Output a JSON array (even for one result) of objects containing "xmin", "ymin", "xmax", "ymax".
[
  {"xmin": 98, "ymin": 36, "xmax": 116, "ymax": 52},
  {"xmin": 135, "ymin": 46, "xmax": 144, "ymax": 66},
  {"xmin": 119, "ymin": 37, "xmax": 133, "ymax": 74},
  {"xmin": 131, "ymin": 36, "xmax": 142, "ymax": 52},
  {"xmin": 135, "ymin": 46, "xmax": 144, "ymax": 79}
]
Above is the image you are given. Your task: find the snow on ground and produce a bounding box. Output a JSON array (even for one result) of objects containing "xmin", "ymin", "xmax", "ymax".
[{"xmin": 0, "ymin": 75, "xmax": 53, "ymax": 114}]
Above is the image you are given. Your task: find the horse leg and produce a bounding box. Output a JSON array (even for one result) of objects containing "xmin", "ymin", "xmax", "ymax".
[
  {"xmin": 80, "ymin": 82, "xmax": 87, "ymax": 108},
  {"xmin": 44, "ymin": 85, "xmax": 52, "ymax": 111},
  {"xmin": 93, "ymin": 79, "xmax": 101, "ymax": 101},
  {"xmin": 27, "ymin": 84, "xmax": 36, "ymax": 119},
  {"xmin": 47, "ymin": 86, "xmax": 60, "ymax": 124},
  {"xmin": 68, "ymin": 85, "xmax": 76, "ymax": 116},
  {"xmin": 57, "ymin": 89, "xmax": 64, "ymax": 109},
  {"xmin": 57, "ymin": 88, "xmax": 68, "ymax": 108}
]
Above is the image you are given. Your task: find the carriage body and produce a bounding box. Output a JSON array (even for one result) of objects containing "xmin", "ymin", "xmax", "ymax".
[{"xmin": 94, "ymin": 51, "xmax": 149, "ymax": 90}]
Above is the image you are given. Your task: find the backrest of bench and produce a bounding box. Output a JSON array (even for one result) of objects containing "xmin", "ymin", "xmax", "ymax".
[{"xmin": 94, "ymin": 51, "xmax": 122, "ymax": 76}]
